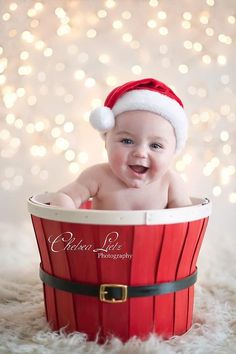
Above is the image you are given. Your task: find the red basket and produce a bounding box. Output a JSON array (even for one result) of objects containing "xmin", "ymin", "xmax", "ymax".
[{"xmin": 28, "ymin": 194, "xmax": 211, "ymax": 342}]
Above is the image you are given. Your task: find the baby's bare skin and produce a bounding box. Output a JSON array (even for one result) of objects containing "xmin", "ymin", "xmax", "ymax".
[{"xmin": 51, "ymin": 111, "xmax": 191, "ymax": 210}]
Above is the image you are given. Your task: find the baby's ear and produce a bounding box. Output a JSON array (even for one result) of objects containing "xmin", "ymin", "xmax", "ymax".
[
  {"xmin": 103, "ymin": 134, "xmax": 107, "ymax": 149},
  {"xmin": 104, "ymin": 133, "xmax": 108, "ymax": 149}
]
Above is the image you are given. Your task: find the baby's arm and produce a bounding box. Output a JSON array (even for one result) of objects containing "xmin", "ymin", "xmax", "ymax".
[
  {"xmin": 167, "ymin": 171, "xmax": 192, "ymax": 208},
  {"xmin": 50, "ymin": 165, "xmax": 100, "ymax": 209}
]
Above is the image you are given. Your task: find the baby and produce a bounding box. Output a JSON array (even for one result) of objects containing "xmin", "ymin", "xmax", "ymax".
[{"xmin": 51, "ymin": 78, "xmax": 191, "ymax": 210}]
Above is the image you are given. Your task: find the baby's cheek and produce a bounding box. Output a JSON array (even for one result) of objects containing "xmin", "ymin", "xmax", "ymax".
[
  {"xmin": 150, "ymin": 158, "xmax": 166, "ymax": 174},
  {"xmin": 158, "ymin": 159, "xmax": 172, "ymax": 175},
  {"xmin": 110, "ymin": 150, "xmax": 124, "ymax": 164}
]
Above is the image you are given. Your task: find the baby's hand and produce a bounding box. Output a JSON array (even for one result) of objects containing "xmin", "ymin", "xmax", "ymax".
[{"xmin": 50, "ymin": 192, "xmax": 77, "ymax": 209}]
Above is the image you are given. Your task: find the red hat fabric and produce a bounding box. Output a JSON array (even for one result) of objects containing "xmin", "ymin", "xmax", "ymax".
[{"xmin": 89, "ymin": 78, "xmax": 188, "ymax": 152}]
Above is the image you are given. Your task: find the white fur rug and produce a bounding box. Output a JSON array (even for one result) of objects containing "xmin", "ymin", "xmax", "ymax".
[{"xmin": 0, "ymin": 214, "xmax": 235, "ymax": 354}]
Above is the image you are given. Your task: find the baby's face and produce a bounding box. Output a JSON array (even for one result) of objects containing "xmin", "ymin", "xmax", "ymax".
[{"xmin": 105, "ymin": 110, "xmax": 176, "ymax": 188}]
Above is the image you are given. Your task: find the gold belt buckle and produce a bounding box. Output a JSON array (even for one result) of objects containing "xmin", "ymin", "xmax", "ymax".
[{"xmin": 100, "ymin": 284, "xmax": 128, "ymax": 303}]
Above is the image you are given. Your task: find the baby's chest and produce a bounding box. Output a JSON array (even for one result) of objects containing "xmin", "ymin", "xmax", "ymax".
[{"xmin": 98, "ymin": 184, "xmax": 169, "ymax": 210}]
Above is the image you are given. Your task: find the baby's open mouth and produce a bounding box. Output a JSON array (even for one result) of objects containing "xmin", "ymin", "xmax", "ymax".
[{"xmin": 129, "ymin": 165, "xmax": 149, "ymax": 174}]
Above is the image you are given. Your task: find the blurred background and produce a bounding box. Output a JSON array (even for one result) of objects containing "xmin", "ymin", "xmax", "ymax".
[{"xmin": 0, "ymin": 0, "xmax": 235, "ymax": 231}]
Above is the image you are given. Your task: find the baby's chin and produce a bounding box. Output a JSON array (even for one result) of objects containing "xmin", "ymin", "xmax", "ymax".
[{"xmin": 124, "ymin": 179, "xmax": 148, "ymax": 189}]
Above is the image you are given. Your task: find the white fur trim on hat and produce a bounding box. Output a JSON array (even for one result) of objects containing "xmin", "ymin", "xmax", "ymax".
[
  {"xmin": 89, "ymin": 89, "xmax": 188, "ymax": 152},
  {"xmin": 89, "ymin": 106, "xmax": 115, "ymax": 132}
]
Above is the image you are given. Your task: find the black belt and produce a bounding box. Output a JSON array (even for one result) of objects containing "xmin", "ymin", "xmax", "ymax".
[{"xmin": 40, "ymin": 266, "xmax": 197, "ymax": 304}]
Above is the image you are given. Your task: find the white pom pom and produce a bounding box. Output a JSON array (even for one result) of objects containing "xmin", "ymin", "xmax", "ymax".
[{"xmin": 89, "ymin": 107, "xmax": 115, "ymax": 132}]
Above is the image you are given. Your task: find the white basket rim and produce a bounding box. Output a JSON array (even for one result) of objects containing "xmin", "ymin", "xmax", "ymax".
[{"xmin": 28, "ymin": 193, "xmax": 211, "ymax": 226}]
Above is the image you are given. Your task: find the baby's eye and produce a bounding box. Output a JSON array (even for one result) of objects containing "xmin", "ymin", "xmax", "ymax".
[
  {"xmin": 121, "ymin": 138, "xmax": 134, "ymax": 145},
  {"xmin": 150, "ymin": 142, "xmax": 163, "ymax": 150}
]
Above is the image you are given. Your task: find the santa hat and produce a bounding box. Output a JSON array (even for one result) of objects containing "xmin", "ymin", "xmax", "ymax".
[{"xmin": 89, "ymin": 78, "xmax": 188, "ymax": 152}]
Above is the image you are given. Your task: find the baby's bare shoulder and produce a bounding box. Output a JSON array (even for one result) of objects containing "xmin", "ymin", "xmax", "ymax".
[
  {"xmin": 76, "ymin": 163, "xmax": 112, "ymax": 189},
  {"xmin": 78, "ymin": 163, "xmax": 108, "ymax": 178},
  {"xmin": 167, "ymin": 169, "xmax": 191, "ymax": 208},
  {"xmin": 167, "ymin": 169, "xmax": 183, "ymax": 184}
]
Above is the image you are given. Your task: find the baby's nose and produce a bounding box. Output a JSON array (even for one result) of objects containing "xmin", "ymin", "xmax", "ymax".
[{"xmin": 132, "ymin": 146, "xmax": 147, "ymax": 158}]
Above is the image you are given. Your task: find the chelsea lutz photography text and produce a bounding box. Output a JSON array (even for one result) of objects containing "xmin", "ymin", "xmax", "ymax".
[
  {"xmin": 47, "ymin": 231, "xmax": 133, "ymax": 260},
  {"xmin": 96, "ymin": 253, "xmax": 132, "ymax": 260}
]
